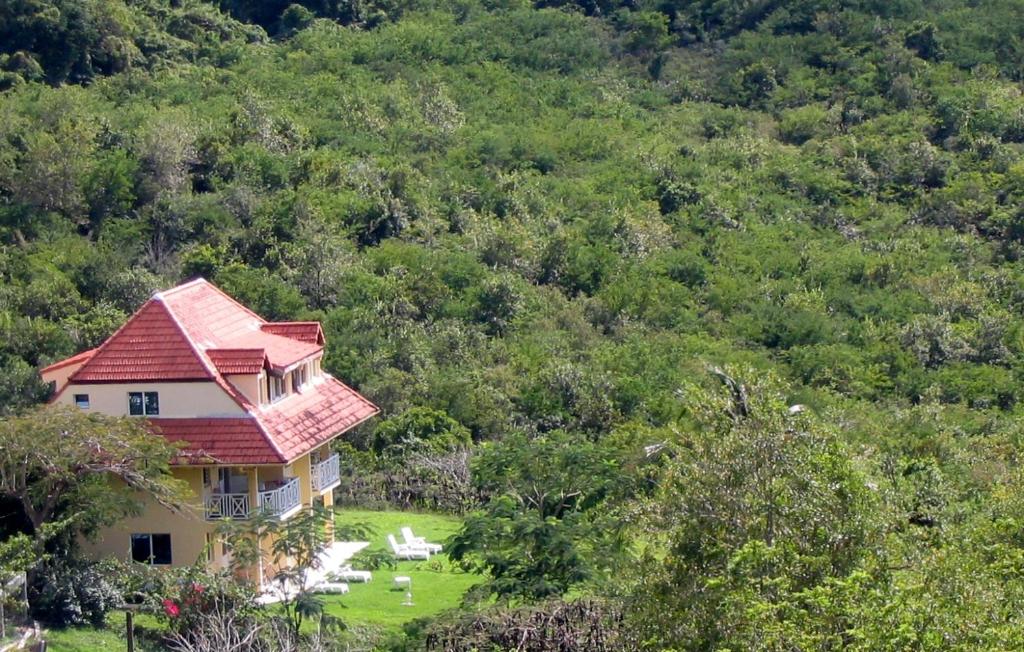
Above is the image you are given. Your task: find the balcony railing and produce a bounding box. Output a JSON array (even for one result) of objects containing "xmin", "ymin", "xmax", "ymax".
[
  {"xmin": 204, "ymin": 493, "xmax": 250, "ymax": 520},
  {"xmin": 258, "ymin": 477, "xmax": 301, "ymax": 518},
  {"xmin": 311, "ymin": 453, "xmax": 341, "ymax": 493}
]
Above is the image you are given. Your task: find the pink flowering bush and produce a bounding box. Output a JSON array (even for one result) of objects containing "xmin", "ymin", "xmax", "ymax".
[{"xmin": 115, "ymin": 560, "xmax": 261, "ymax": 644}]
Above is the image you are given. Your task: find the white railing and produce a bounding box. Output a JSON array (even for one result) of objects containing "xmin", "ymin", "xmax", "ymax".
[
  {"xmin": 311, "ymin": 453, "xmax": 341, "ymax": 493},
  {"xmin": 258, "ymin": 477, "xmax": 301, "ymax": 517},
  {"xmin": 205, "ymin": 493, "xmax": 250, "ymax": 520}
]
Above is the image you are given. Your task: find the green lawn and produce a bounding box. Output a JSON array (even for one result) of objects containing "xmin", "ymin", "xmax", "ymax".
[
  {"xmin": 45, "ymin": 510, "xmax": 477, "ymax": 649},
  {"xmin": 46, "ymin": 612, "xmax": 164, "ymax": 652},
  {"xmin": 324, "ymin": 509, "xmax": 479, "ymax": 629}
]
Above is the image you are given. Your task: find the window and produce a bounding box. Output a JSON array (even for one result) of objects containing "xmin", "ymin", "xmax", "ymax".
[
  {"xmin": 130, "ymin": 533, "xmax": 172, "ymax": 565},
  {"xmin": 292, "ymin": 365, "xmax": 308, "ymax": 392},
  {"xmin": 266, "ymin": 374, "xmax": 285, "ymax": 402},
  {"xmin": 205, "ymin": 533, "xmax": 214, "ymax": 562},
  {"xmin": 74, "ymin": 394, "xmax": 90, "ymax": 409},
  {"xmin": 128, "ymin": 391, "xmax": 159, "ymax": 415}
]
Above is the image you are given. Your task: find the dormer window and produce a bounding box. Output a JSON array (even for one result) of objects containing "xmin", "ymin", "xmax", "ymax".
[
  {"xmin": 292, "ymin": 364, "xmax": 308, "ymax": 392},
  {"xmin": 267, "ymin": 374, "xmax": 285, "ymax": 403},
  {"xmin": 128, "ymin": 391, "xmax": 159, "ymax": 416}
]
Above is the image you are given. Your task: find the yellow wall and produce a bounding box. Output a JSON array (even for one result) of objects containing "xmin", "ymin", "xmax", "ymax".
[
  {"xmin": 81, "ymin": 456, "xmax": 341, "ymax": 588},
  {"xmin": 294, "ymin": 452, "xmax": 313, "ymax": 507},
  {"xmin": 80, "ymin": 468, "xmax": 221, "ymax": 568},
  {"xmin": 53, "ymin": 381, "xmax": 243, "ymax": 417},
  {"xmin": 226, "ymin": 371, "xmax": 265, "ymax": 405}
]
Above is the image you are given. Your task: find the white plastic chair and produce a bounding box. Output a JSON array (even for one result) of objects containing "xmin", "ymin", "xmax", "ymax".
[
  {"xmin": 387, "ymin": 533, "xmax": 430, "ymax": 560},
  {"xmin": 335, "ymin": 564, "xmax": 372, "ymax": 583},
  {"xmin": 401, "ymin": 526, "xmax": 442, "ymax": 554}
]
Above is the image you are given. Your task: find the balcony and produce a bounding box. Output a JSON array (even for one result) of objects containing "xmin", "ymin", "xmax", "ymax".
[
  {"xmin": 257, "ymin": 477, "xmax": 302, "ymax": 519},
  {"xmin": 204, "ymin": 493, "xmax": 250, "ymax": 520},
  {"xmin": 204, "ymin": 476, "xmax": 302, "ymax": 521},
  {"xmin": 311, "ymin": 453, "xmax": 341, "ymax": 494}
]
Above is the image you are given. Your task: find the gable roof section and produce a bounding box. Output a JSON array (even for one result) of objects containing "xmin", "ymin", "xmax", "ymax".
[
  {"xmin": 158, "ymin": 280, "xmax": 263, "ymax": 348},
  {"xmin": 207, "ymin": 349, "xmax": 268, "ymax": 375},
  {"xmin": 147, "ymin": 373, "xmax": 378, "ymax": 465},
  {"xmin": 223, "ymin": 329, "xmax": 320, "ymax": 371},
  {"xmin": 158, "ymin": 280, "xmax": 323, "ymax": 371},
  {"xmin": 261, "ymin": 322, "xmax": 324, "ymax": 345},
  {"xmin": 71, "ymin": 301, "xmax": 212, "ymax": 382}
]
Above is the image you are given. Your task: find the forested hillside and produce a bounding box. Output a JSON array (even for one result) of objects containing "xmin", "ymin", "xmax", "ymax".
[{"xmin": 4, "ymin": 0, "xmax": 1024, "ymax": 649}]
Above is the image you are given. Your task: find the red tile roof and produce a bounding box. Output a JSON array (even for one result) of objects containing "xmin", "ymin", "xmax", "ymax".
[
  {"xmin": 71, "ymin": 301, "xmax": 213, "ymax": 382},
  {"xmin": 259, "ymin": 377, "xmax": 379, "ymax": 460},
  {"xmin": 223, "ymin": 329, "xmax": 321, "ymax": 371},
  {"xmin": 48, "ymin": 278, "xmax": 379, "ymax": 465},
  {"xmin": 261, "ymin": 322, "xmax": 324, "ymax": 345},
  {"xmin": 207, "ymin": 349, "xmax": 268, "ymax": 375},
  {"xmin": 150, "ymin": 418, "xmax": 283, "ymax": 465},
  {"xmin": 40, "ymin": 348, "xmax": 97, "ymax": 374}
]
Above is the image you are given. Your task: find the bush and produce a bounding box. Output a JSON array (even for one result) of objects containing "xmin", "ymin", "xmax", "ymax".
[{"xmin": 30, "ymin": 559, "xmax": 121, "ymax": 627}]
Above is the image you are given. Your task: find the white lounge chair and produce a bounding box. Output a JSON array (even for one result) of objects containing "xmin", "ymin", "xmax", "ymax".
[
  {"xmin": 387, "ymin": 534, "xmax": 429, "ymax": 560},
  {"xmin": 401, "ymin": 526, "xmax": 442, "ymax": 554},
  {"xmin": 317, "ymin": 581, "xmax": 349, "ymax": 594},
  {"xmin": 334, "ymin": 564, "xmax": 372, "ymax": 583}
]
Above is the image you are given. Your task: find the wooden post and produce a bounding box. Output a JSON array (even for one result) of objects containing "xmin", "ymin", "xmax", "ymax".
[{"xmin": 126, "ymin": 610, "xmax": 134, "ymax": 652}]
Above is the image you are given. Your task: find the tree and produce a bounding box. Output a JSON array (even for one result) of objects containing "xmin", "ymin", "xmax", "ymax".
[
  {"xmin": 371, "ymin": 406, "xmax": 471, "ymax": 459},
  {"xmin": 0, "ymin": 406, "xmax": 187, "ymax": 544},
  {"xmin": 626, "ymin": 367, "xmax": 878, "ymax": 650},
  {"xmin": 449, "ymin": 431, "xmax": 630, "ymax": 602}
]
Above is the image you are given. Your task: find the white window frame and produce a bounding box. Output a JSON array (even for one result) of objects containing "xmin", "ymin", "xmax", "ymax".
[
  {"xmin": 267, "ymin": 374, "xmax": 285, "ymax": 403},
  {"xmin": 130, "ymin": 532, "xmax": 172, "ymax": 565}
]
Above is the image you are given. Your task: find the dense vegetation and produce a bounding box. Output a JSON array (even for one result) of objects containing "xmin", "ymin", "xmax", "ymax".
[{"xmin": 4, "ymin": 0, "xmax": 1024, "ymax": 649}]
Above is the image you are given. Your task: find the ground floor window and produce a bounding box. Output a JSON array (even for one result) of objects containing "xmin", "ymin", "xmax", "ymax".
[{"xmin": 131, "ymin": 533, "xmax": 172, "ymax": 565}]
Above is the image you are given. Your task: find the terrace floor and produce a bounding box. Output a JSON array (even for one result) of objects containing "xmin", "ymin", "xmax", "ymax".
[{"xmin": 256, "ymin": 539, "xmax": 369, "ymax": 604}]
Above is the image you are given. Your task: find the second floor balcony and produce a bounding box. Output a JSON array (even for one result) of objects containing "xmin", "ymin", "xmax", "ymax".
[
  {"xmin": 311, "ymin": 453, "xmax": 341, "ymax": 493},
  {"xmin": 204, "ymin": 476, "xmax": 302, "ymax": 521},
  {"xmin": 257, "ymin": 476, "xmax": 302, "ymax": 519}
]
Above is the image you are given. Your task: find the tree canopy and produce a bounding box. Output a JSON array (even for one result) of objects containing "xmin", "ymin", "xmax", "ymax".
[
  {"xmin": 0, "ymin": 407, "xmax": 186, "ymax": 541},
  {"xmin": 4, "ymin": 0, "xmax": 1024, "ymax": 647}
]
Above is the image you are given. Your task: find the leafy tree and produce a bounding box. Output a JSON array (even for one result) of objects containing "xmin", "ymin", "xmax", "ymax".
[
  {"xmin": 0, "ymin": 407, "xmax": 187, "ymax": 542},
  {"xmin": 449, "ymin": 430, "xmax": 630, "ymax": 601},
  {"xmin": 627, "ymin": 368, "xmax": 878, "ymax": 650},
  {"xmin": 371, "ymin": 406, "xmax": 472, "ymax": 458}
]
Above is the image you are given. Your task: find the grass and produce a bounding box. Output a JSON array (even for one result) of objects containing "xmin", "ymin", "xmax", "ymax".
[
  {"xmin": 46, "ymin": 612, "xmax": 163, "ymax": 652},
  {"xmin": 324, "ymin": 509, "xmax": 479, "ymax": 629},
  {"xmin": 45, "ymin": 509, "xmax": 478, "ymax": 649}
]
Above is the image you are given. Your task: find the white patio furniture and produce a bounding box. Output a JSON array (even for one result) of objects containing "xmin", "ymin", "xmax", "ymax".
[
  {"xmin": 387, "ymin": 534, "xmax": 430, "ymax": 560},
  {"xmin": 401, "ymin": 526, "xmax": 443, "ymax": 554},
  {"xmin": 334, "ymin": 564, "xmax": 372, "ymax": 583},
  {"xmin": 393, "ymin": 575, "xmax": 412, "ymax": 590},
  {"xmin": 317, "ymin": 581, "xmax": 350, "ymax": 594}
]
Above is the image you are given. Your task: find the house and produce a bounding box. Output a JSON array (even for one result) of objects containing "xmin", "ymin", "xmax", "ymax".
[{"xmin": 39, "ymin": 278, "xmax": 378, "ymax": 587}]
